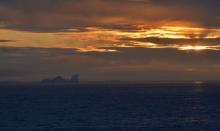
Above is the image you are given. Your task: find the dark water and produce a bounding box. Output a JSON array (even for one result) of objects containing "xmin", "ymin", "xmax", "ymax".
[{"xmin": 0, "ymin": 83, "xmax": 220, "ymax": 131}]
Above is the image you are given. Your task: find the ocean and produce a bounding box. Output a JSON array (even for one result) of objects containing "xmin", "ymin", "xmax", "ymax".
[{"xmin": 0, "ymin": 83, "xmax": 220, "ymax": 130}]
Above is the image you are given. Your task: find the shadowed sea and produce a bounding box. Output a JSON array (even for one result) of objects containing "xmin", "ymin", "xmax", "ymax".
[{"xmin": 0, "ymin": 83, "xmax": 220, "ymax": 131}]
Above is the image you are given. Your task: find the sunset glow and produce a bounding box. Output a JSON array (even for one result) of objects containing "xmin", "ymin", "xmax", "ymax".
[
  {"xmin": 1, "ymin": 26, "xmax": 220, "ymax": 52},
  {"xmin": 2, "ymin": 1, "xmax": 220, "ymax": 128},
  {"xmin": 1, "ymin": 0, "xmax": 220, "ymax": 82}
]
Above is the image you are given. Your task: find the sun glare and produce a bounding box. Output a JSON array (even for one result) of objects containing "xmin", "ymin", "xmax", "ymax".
[{"xmin": 178, "ymin": 45, "xmax": 208, "ymax": 51}]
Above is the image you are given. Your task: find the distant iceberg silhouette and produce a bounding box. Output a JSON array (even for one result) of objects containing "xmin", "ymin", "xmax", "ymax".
[{"xmin": 41, "ymin": 75, "xmax": 79, "ymax": 84}]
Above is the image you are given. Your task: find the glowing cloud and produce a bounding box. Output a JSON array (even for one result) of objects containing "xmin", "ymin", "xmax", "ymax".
[{"xmin": 1, "ymin": 25, "xmax": 220, "ymax": 52}]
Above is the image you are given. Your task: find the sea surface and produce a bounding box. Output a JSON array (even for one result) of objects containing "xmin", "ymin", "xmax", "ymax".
[{"xmin": 0, "ymin": 83, "xmax": 220, "ymax": 131}]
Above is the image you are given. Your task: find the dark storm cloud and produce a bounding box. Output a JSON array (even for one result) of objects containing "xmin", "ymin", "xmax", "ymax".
[{"xmin": 0, "ymin": 0, "xmax": 219, "ymax": 32}]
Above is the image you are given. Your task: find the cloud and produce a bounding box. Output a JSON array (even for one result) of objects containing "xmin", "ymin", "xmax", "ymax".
[
  {"xmin": 0, "ymin": 1, "xmax": 220, "ymax": 81},
  {"xmin": 1, "ymin": 47, "xmax": 220, "ymax": 81},
  {"xmin": 82, "ymin": 47, "xmax": 220, "ymax": 64},
  {"xmin": 0, "ymin": 39, "xmax": 16, "ymax": 43},
  {"xmin": 128, "ymin": 37, "xmax": 220, "ymax": 45},
  {"xmin": 0, "ymin": 0, "xmax": 219, "ymax": 32}
]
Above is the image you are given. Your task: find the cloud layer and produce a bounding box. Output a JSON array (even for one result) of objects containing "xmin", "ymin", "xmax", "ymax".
[
  {"xmin": 0, "ymin": 0, "xmax": 220, "ymax": 32},
  {"xmin": 1, "ymin": 47, "xmax": 220, "ymax": 81},
  {"xmin": 0, "ymin": 0, "xmax": 220, "ymax": 81}
]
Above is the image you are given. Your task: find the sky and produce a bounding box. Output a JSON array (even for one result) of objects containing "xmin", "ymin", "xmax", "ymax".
[{"xmin": 0, "ymin": 0, "xmax": 220, "ymax": 82}]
